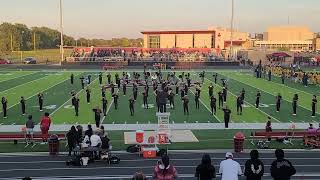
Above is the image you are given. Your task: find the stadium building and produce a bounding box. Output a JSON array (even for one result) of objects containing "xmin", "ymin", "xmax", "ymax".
[
  {"xmin": 141, "ymin": 27, "xmax": 250, "ymax": 51},
  {"xmin": 255, "ymin": 26, "xmax": 316, "ymax": 51}
]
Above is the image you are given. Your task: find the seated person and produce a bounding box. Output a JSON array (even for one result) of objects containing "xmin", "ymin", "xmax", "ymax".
[
  {"xmin": 90, "ymin": 131, "xmax": 102, "ymax": 148},
  {"xmin": 307, "ymin": 123, "xmax": 317, "ymax": 134}
]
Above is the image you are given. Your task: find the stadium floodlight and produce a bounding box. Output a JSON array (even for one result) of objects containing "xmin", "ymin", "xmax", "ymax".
[
  {"xmin": 229, "ymin": 0, "xmax": 234, "ymax": 61},
  {"xmin": 59, "ymin": 0, "xmax": 64, "ymax": 65}
]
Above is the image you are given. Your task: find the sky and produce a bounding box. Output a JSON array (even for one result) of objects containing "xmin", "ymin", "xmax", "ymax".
[{"xmin": 0, "ymin": 0, "xmax": 320, "ymax": 39}]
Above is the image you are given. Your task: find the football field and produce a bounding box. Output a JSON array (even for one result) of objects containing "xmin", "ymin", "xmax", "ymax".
[{"xmin": 0, "ymin": 69, "xmax": 319, "ymax": 127}]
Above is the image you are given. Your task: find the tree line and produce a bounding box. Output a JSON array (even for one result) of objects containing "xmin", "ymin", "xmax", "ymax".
[{"xmin": 0, "ymin": 22, "xmax": 143, "ymax": 53}]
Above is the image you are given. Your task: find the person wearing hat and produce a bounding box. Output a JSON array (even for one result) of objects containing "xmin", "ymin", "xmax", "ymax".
[
  {"xmin": 219, "ymin": 152, "xmax": 242, "ymax": 180},
  {"xmin": 270, "ymin": 149, "xmax": 296, "ymax": 180},
  {"xmin": 244, "ymin": 150, "xmax": 264, "ymax": 180}
]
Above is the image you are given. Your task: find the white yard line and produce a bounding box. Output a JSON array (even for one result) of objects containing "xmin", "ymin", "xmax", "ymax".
[
  {"xmin": 0, "ymin": 71, "xmax": 37, "ymax": 83},
  {"xmin": 226, "ymin": 74, "xmax": 320, "ymax": 115},
  {"xmin": 205, "ymin": 77, "xmax": 281, "ymax": 122},
  {"xmin": 0, "ymin": 74, "xmax": 72, "ymax": 113}
]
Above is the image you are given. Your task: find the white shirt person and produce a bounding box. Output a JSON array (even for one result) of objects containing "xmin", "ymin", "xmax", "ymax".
[{"xmin": 219, "ymin": 152, "xmax": 242, "ymax": 180}]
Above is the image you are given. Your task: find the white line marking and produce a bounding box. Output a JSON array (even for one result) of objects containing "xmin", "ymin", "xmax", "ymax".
[{"xmin": 0, "ymin": 71, "xmax": 37, "ymax": 83}]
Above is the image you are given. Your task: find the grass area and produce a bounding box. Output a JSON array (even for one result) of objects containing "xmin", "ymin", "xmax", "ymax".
[
  {"xmin": 4, "ymin": 49, "xmax": 72, "ymax": 64},
  {"xmin": 0, "ymin": 129, "xmax": 306, "ymax": 153}
]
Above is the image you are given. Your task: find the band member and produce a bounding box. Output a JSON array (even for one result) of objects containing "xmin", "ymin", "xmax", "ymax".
[
  {"xmin": 268, "ymin": 70, "xmax": 272, "ymax": 81},
  {"xmin": 87, "ymin": 74, "xmax": 91, "ymax": 84},
  {"xmin": 70, "ymin": 74, "xmax": 74, "ymax": 85},
  {"xmin": 110, "ymin": 83, "xmax": 115, "ymax": 95},
  {"xmin": 312, "ymin": 95, "xmax": 317, "ymax": 117},
  {"xmin": 98, "ymin": 72, "xmax": 103, "ymax": 85},
  {"xmin": 281, "ymin": 72, "xmax": 285, "ymax": 84},
  {"xmin": 133, "ymin": 83, "xmax": 138, "ymax": 100},
  {"xmin": 101, "ymin": 87, "xmax": 106, "ymax": 98},
  {"xmin": 74, "ymin": 96, "xmax": 79, "ymax": 116},
  {"xmin": 168, "ymin": 90, "xmax": 175, "ymax": 109},
  {"xmin": 195, "ymin": 91, "xmax": 200, "ymax": 109},
  {"xmin": 1, "ymin": 97, "xmax": 7, "ymax": 118},
  {"xmin": 214, "ymin": 73, "xmax": 218, "ymax": 84},
  {"xmin": 184, "ymin": 84, "xmax": 188, "ymax": 95},
  {"xmin": 107, "ymin": 73, "xmax": 111, "ymax": 84},
  {"xmin": 182, "ymin": 95, "xmax": 189, "ymax": 115},
  {"xmin": 237, "ymin": 95, "xmax": 243, "ymax": 115},
  {"xmin": 71, "ymin": 91, "xmax": 76, "ymax": 106},
  {"xmin": 102, "ymin": 97, "xmax": 108, "ymax": 116},
  {"xmin": 256, "ymin": 91, "xmax": 261, "ymax": 108},
  {"xmin": 116, "ymin": 77, "xmax": 121, "ymax": 89},
  {"xmin": 86, "ymin": 88, "xmax": 91, "ymax": 104},
  {"xmin": 142, "ymin": 91, "xmax": 148, "ymax": 109},
  {"xmin": 20, "ymin": 96, "xmax": 26, "ymax": 115},
  {"xmin": 218, "ymin": 91, "xmax": 224, "ymax": 109},
  {"xmin": 156, "ymin": 89, "xmax": 168, "ymax": 113},
  {"xmin": 276, "ymin": 93, "xmax": 282, "ymax": 112},
  {"xmin": 180, "ymin": 88, "xmax": 185, "ymax": 99},
  {"xmin": 112, "ymin": 93, "xmax": 119, "ymax": 110},
  {"xmin": 92, "ymin": 107, "xmax": 102, "ymax": 128},
  {"xmin": 80, "ymin": 76, "xmax": 85, "ymax": 89},
  {"xmin": 175, "ymin": 83, "xmax": 179, "ymax": 95},
  {"xmin": 208, "ymin": 83, "xmax": 214, "ymax": 97},
  {"xmin": 292, "ymin": 94, "xmax": 298, "ymax": 116},
  {"xmin": 129, "ymin": 96, "xmax": 135, "ymax": 116},
  {"xmin": 38, "ymin": 93, "xmax": 44, "ymax": 111},
  {"xmin": 122, "ymin": 81, "xmax": 127, "ymax": 96},
  {"xmin": 241, "ymin": 88, "xmax": 245, "ymax": 101},
  {"xmin": 223, "ymin": 106, "xmax": 231, "ymax": 128},
  {"xmin": 222, "ymin": 86, "xmax": 228, "ymax": 102},
  {"xmin": 210, "ymin": 95, "xmax": 217, "ymax": 115}
]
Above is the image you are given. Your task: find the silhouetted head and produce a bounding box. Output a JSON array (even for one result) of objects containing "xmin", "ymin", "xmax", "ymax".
[
  {"xmin": 275, "ymin": 149, "xmax": 285, "ymax": 160},
  {"xmin": 250, "ymin": 150, "xmax": 259, "ymax": 160}
]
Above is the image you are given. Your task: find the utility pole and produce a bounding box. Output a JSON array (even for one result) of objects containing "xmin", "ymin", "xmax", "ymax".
[
  {"xmin": 33, "ymin": 32, "xmax": 36, "ymax": 52},
  {"xmin": 229, "ymin": 0, "xmax": 234, "ymax": 61},
  {"xmin": 59, "ymin": 0, "xmax": 64, "ymax": 65}
]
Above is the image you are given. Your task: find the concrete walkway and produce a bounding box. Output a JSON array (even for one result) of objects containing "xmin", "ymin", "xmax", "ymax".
[{"xmin": 0, "ymin": 123, "xmax": 313, "ymax": 132}]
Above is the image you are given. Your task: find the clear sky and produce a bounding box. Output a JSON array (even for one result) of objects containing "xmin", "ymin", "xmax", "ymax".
[{"xmin": 1, "ymin": 0, "xmax": 319, "ymax": 39}]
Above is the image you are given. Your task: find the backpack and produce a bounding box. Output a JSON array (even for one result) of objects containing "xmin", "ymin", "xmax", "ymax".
[
  {"xmin": 108, "ymin": 156, "xmax": 120, "ymax": 164},
  {"xmin": 126, "ymin": 144, "xmax": 140, "ymax": 153}
]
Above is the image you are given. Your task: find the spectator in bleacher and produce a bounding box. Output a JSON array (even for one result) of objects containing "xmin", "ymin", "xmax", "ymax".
[
  {"xmin": 195, "ymin": 154, "xmax": 216, "ymax": 180},
  {"xmin": 66, "ymin": 126, "xmax": 78, "ymax": 156},
  {"xmin": 307, "ymin": 123, "xmax": 317, "ymax": 134},
  {"xmin": 219, "ymin": 152, "xmax": 242, "ymax": 180},
  {"xmin": 25, "ymin": 115, "xmax": 35, "ymax": 143},
  {"xmin": 84, "ymin": 124, "xmax": 93, "ymax": 138},
  {"xmin": 244, "ymin": 150, "xmax": 264, "ymax": 180},
  {"xmin": 132, "ymin": 170, "xmax": 147, "ymax": 180},
  {"xmin": 40, "ymin": 112, "xmax": 51, "ymax": 143},
  {"xmin": 90, "ymin": 131, "xmax": 102, "ymax": 147},
  {"xmin": 153, "ymin": 154, "xmax": 178, "ymax": 180},
  {"xmin": 76, "ymin": 125, "xmax": 83, "ymax": 142},
  {"xmin": 270, "ymin": 149, "xmax": 296, "ymax": 180}
]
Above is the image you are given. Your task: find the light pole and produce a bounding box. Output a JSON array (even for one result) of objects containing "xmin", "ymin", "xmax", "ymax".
[
  {"xmin": 59, "ymin": 0, "xmax": 64, "ymax": 65},
  {"xmin": 20, "ymin": 31, "xmax": 25, "ymax": 62},
  {"xmin": 229, "ymin": 0, "xmax": 234, "ymax": 61}
]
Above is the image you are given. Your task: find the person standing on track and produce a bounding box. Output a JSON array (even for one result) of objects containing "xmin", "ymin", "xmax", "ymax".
[
  {"xmin": 112, "ymin": 93, "xmax": 119, "ymax": 110},
  {"xmin": 129, "ymin": 96, "xmax": 135, "ymax": 116},
  {"xmin": 256, "ymin": 91, "xmax": 261, "ymax": 108},
  {"xmin": 292, "ymin": 94, "xmax": 298, "ymax": 116},
  {"xmin": 312, "ymin": 95, "xmax": 317, "ymax": 117},
  {"xmin": 218, "ymin": 91, "xmax": 224, "ymax": 109},
  {"xmin": 99, "ymin": 72, "xmax": 103, "ymax": 85},
  {"xmin": 237, "ymin": 95, "xmax": 243, "ymax": 115},
  {"xmin": 1, "ymin": 97, "xmax": 7, "ymax": 118},
  {"xmin": 208, "ymin": 83, "xmax": 214, "ymax": 97},
  {"xmin": 74, "ymin": 96, "xmax": 80, "ymax": 116},
  {"xmin": 182, "ymin": 95, "xmax": 189, "ymax": 115},
  {"xmin": 70, "ymin": 73, "xmax": 74, "ymax": 85},
  {"xmin": 40, "ymin": 112, "xmax": 51, "ymax": 143},
  {"xmin": 20, "ymin": 96, "xmax": 26, "ymax": 116},
  {"xmin": 102, "ymin": 97, "xmax": 108, "ymax": 116},
  {"xmin": 195, "ymin": 91, "xmax": 200, "ymax": 109},
  {"xmin": 210, "ymin": 95, "xmax": 217, "ymax": 115},
  {"xmin": 86, "ymin": 88, "xmax": 91, "ymax": 104},
  {"xmin": 276, "ymin": 93, "xmax": 282, "ymax": 112},
  {"xmin": 222, "ymin": 106, "xmax": 231, "ymax": 128},
  {"xmin": 38, "ymin": 93, "xmax": 44, "ymax": 112}
]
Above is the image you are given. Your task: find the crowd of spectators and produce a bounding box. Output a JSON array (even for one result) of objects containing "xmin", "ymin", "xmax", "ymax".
[{"xmin": 69, "ymin": 48, "xmax": 220, "ymax": 62}]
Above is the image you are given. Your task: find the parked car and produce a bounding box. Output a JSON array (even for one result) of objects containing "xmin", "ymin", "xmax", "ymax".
[
  {"xmin": 0, "ymin": 58, "xmax": 12, "ymax": 64},
  {"xmin": 23, "ymin": 57, "xmax": 37, "ymax": 64}
]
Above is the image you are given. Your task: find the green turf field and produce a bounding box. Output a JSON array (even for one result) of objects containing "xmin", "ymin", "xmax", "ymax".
[{"xmin": 0, "ymin": 70, "xmax": 319, "ymax": 126}]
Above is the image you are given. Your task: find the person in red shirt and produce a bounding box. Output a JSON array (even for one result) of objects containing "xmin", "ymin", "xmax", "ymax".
[{"xmin": 40, "ymin": 112, "xmax": 51, "ymax": 142}]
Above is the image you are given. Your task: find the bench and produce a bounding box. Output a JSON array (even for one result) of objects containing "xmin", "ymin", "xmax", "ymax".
[
  {"xmin": 250, "ymin": 131, "xmax": 320, "ymax": 145},
  {"xmin": 0, "ymin": 133, "xmax": 66, "ymax": 142},
  {"xmin": 103, "ymin": 66, "xmax": 124, "ymax": 70}
]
